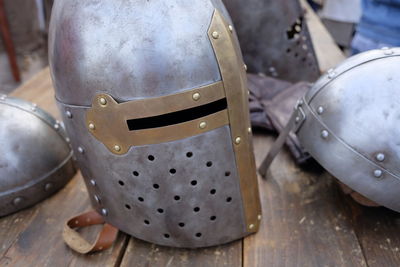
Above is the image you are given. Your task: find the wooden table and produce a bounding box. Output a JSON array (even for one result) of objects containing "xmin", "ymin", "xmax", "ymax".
[{"xmin": 2, "ymin": 6, "xmax": 400, "ymax": 267}]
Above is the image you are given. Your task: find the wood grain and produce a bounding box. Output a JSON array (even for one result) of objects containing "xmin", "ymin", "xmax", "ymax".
[
  {"xmin": 243, "ymin": 134, "xmax": 367, "ymax": 267},
  {"xmin": 120, "ymin": 238, "xmax": 242, "ymax": 267}
]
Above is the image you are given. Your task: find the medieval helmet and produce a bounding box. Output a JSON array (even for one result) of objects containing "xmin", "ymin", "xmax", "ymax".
[
  {"xmin": 0, "ymin": 95, "xmax": 75, "ymax": 217},
  {"xmin": 222, "ymin": 0, "xmax": 320, "ymax": 82},
  {"xmin": 259, "ymin": 48, "xmax": 400, "ymax": 212},
  {"xmin": 49, "ymin": 0, "xmax": 261, "ymax": 248}
]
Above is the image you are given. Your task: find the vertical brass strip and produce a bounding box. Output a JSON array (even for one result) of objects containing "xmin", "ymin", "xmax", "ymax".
[{"xmin": 208, "ymin": 10, "xmax": 261, "ymax": 232}]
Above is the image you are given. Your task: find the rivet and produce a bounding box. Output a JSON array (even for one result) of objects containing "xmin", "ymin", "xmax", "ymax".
[
  {"xmin": 54, "ymin": 123, "xmax": 60, "ymax": 130},
  {"xmin": 99, "ymin": 97, "xmax": 107, "ymax": 105},
  {"xmin": 374, "ymin": 169, "xmax": 383, "ymax": 178},
  {"xmin": 235, "ymin": 137, "xmax": 241, "ymax": 144},
  {"xmin": 249, "ymin": 224, "xmax": 255, "ymax": 230},
  {"xmin": 327, "ymin": 69, "xmax": 336, "ymax": 79},
  {"xmin": 212, "ymin": 31, "xmax": 219, "ymax": 39},
  {"xmin": 228, "ymin": 25, "xmax": 233, "ymax": 33},
  {"xmin": 0, "ymin": 94, "xmax": 6, "ymax": 100},
  {"xmin": 248, "ymin": 127, "xmax": 252, "ymax": 133},
  {"xmin": 317, "ymin": 106, "xmax": 324, "ymax": 114},
  {"xmin": 114, "ymin": 145, "xmax": 121, "ymax": 152},
  {"xmin": 66, "ymin": 110, "xmax": 72, "ymax": 118},
  {"xmin": 321, "ymin": 130, "xmax": 329, "ymax": 139},
  {"xmin": 77, "ymin": 146, "xmax": 85, "ymax": 154},
  {"xmin": 244, "ymin": 64, "xmax": 248, "ymax": 71},
  {"xmin": 88, "ymin": 123, "xmax": 95, "ymax": 130},
  {"xmin": 382, "ymin": 47, "xmax": 394, "ymax": 55},
  {"xmin": 31, "ymin": 104, "xmax": 37, "ymax": 112},
  {"xmin": 66, "ymin": 137, "xmax": 71, "ymax": 143},
  {"xmin": 298, "ymin": 99, "xmax": 304, "ymax": 106},
  {"xmin": 94, "ymin": 195, "xmax": 101, "ymax": 204},
  {"xmin": 257, "ymin": 214, "xmax": 262, "ymax": 220},
  {"xmin": 13, "ymin": 197, "xmax": 23, "ymax": 206},
  {"xmin": 192, "ymin": 92, "xmax": 200, "ymax": 101},
  {"xmin": 101, "ymin": 208, "xmax": 108, "ymax": 216},
  {"xmin": 376, "ymin": 153, "xmax": 385, "ymax": 162},
  {"xmin": 44, "ymin": 183, "xmax": 53, "ymax": 192},
  {"xmin": 199, "ymin": 121, "xmax": 207, "ymax": 129},
  {"xmin": 295, "ymin": 116, "xmax": 300, "ymax": 123},
  {"xmin": 90, "ymin": 179, "xmax": 96, "ymax": 186}
]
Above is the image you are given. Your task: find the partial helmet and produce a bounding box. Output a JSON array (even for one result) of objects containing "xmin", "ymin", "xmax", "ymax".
[
  {"xmin": 223, "ymin": 0, "xmax": 320, "ymax": 82},
  {"xmin": 49, "ymin": 0, "xmax": 261, "ymax": 248},
  {"xmin": 260, "ymin": 48, "xmax": 400, "ymax": 212},
  {"xmin": 0, "ymin": 95, "xmax": 75, "ymax": 216}
]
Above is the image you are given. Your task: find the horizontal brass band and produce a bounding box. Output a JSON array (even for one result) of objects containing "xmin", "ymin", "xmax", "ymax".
[
  {"xmin": 86, "ymin": 93, "xmax": 229, "ymax": 154},
  {"xmin": 90, "ymin": 81, "xmax": 225, "ymax": 120}
]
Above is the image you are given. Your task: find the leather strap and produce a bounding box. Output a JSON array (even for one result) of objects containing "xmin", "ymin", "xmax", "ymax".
[
  {"xmin": 63, "ymin": 210, "xmax": 119, "ymax": 254},
  {"xmin": 258, "ymin": 112, "xmax": 297, "ymax": 178}
]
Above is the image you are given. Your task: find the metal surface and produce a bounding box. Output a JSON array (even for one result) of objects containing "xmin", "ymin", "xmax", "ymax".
[
  {"xmin": 0, "ymin": 96, "xmax": 75, "ymax": 217},
  {"xmin": 262, "ymin": 48, "xmax": 400, "ymax": 212},
  {"xmin": 50, "ymin": 0, "xmax": 261, "ymax": 248},
  {"xmin": 222, "ymin": 0, "xmax": 320, "ymax": 82}
]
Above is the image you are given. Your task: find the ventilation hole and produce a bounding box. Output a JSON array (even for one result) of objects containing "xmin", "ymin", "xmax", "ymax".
[
  {"xmin": 226, "ymin": 197, "xmax": 232, "ymax": 202},
  {"xmin": 206, "ymin": 161, "xmax": 213, "ymax": 167},
  {"xmin": 133, "ymin": 171, "xmax": 139, "ymax": 176},
  {"xmin": 210, "ymin": 189, "xmax": 216, "ymax": 195},
  {"xmin": 164, "ymin": 233, "xmax": 170, "ymax": 238},
  {"xmin": 170, "ymin": 168, "xmax": 176, "ymax": 174},
  {"xmin": 157, "ymin": 208, "xmax": 164, "ymax": 213},
  {"xmin": 118, "ymin": 180, "xmax": 125, "ymax": 186},
  {"xmin": 210, "ymin": 216, "xmax": 216, "ymax": 221},
  {"xmin": 193, "ymin": 207, "xmax": 200, "ymax": 212},
  {"xmin": 195, "ymin": 233, "xmax": 202, "ymax": 238},
  {"xmin": 225, "ymin": 171, "xmax": 231, "ymax": 177},
  {"xmin": 286, "ymin": 48, "xmax": 291, "ymax": 53},
  {"xmin": 138, "ymin": 197, "xmax": 144, "ymax": 202},
  {"xmin": 144, "ymin": 220, "xmax": 150, "ymax": 225},
  {"xmin": 153, "ymin": 184, "xmax": 160, "ymax": 189},
  {"xmin": 301, "ymin": 57, "xmax": 306, "ymax": 62},
  {"xmin": 148, "ymin": 155, "xmax": 155, "ymax": 161},
  {"xmin": 190, "ymin": 180, "xmax": 197, "ymax": 186},
  {"xmin": 174, "ymin": 195, "xmax": 181, "ymax": 201},
  {"xmin": 186, "ymin": 152, "xmax": 193, "ymax": 158},
  {"xmin": 286, "ymin": 16, "xmax": 304, "ymax": 39},
  {"xmin": 178, "ymin": 222, "xmax": 185, "ymax": 227},
  {"xmin": 125, "ymin": 204, "xmax": 131, "ymax": 210},
  {"xmin": 294, "ymin": 52, "xmax": 299, "ymax": 58}
]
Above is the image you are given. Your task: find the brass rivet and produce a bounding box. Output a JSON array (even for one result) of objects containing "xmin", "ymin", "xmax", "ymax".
[
  {"xmin": 114, "ymin": 145, "xmax": 121, "ymax": 152},
  {"xmin": 249, "ymin": 224, "xmax": 255, "ymax": 229},
  {"xmin": 248, "ymin": 127, "xmax": 252, "ymax": 133},
  {"xmin": 257, "ymin": 214, "xmax": 262, "ymax": 220},
  {"xmin": 228, "ymin": 25, "xmax": 233, "ymax": 33},
  {"xmin": 13, "ymin": 197, "xmax": 23, "ymax": 206},
  {"xmin": 199, "ymin": 121, "xmax": 207, "ymax": 129},
  {"xmin": 88, "ymin": 123, "xmax": 95, "ymax": 130},
  {"xmin": 235, "ymin": 137, "xmax": 241, "ymax": 144},
  {"xmin": 192, "ymin": 92, "xmax": 201, "ymax": 101},
  {"xmin": 212, "ymin": 31, "xmax": 219, "ymax": 39},
  {"xmin": 44, "ymin": 183, "xmax": 53, "ymax": 192},
  {"xmin": 99, "ymin": 97, "xmax": 107, "ymax": 105},
  {"xmin": 244, "ymin": 64, "xmax": 248, "ymax": 71}
]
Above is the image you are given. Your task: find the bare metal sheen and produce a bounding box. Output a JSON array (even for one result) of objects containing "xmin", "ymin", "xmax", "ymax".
[
  {"xmin": 262, "ymin": 48, "xmax": 400, "ymax": 212},
  {"xmin": 49, "ymin": 0, "xmax": 260, "ymax": 248},
  {"xmin": 0, "ymin": 96, "xmax": 75, "ymax": 217}
]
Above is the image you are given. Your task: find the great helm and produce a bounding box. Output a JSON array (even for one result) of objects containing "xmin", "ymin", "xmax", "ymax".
[
  {"xmin": 49, "ymin": 0, "xmax": 261, "ymax": 247},
  {"xmin": 0, "ymin": 95, "xmax": 75, "ymax": 216},
  {"xmin": 260, "ymin": 48, "xmax": 400, "ymax": 212}
]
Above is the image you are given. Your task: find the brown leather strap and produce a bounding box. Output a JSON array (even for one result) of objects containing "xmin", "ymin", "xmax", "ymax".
[{"xmin": 63, "ymin": 210, "xmax": 119, "ymax": 254}]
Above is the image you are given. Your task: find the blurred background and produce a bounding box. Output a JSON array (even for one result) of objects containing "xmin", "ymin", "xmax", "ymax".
[{"xmin": 1, "ymin": 0, "xmax": 399, "ymax": 94}]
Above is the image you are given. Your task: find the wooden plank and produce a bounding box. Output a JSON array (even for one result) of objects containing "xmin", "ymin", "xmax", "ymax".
[
  {"xmin": 346, "ymin": 199, "xmax": 400, "ymax": 266},
  {"xmin": 300, "ymin": 0, "xmax": 345, "ymax": 73},
  {"xmin": 0, "ymin": 68, "xmax": 128, "ymax": 266},
  {"xmin": 243, "ymin": 134, "xmax": 367, "ymax": 267},
  {"xmin": 120, "ymin": 238, "xmax": 242, "ymax": 267}
]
